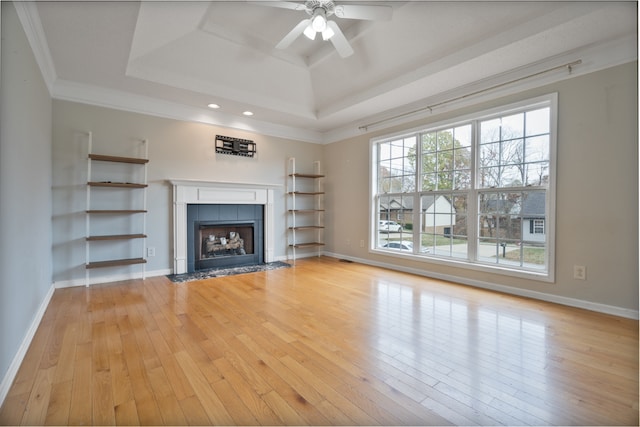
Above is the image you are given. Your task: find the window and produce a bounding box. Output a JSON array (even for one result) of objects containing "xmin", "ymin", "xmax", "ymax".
[
  {"xmin": 371, "ymin": 94, "xmax": 556, "ymax": 280},
  {"xmin": 532, "ymin": 219, "xmax": 545, "ymax": 234}
]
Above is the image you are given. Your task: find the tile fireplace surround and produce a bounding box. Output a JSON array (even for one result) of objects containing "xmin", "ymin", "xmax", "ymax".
[{"xmin": 170, "ymin": 180, "xmax": 279, "ymax": 275}]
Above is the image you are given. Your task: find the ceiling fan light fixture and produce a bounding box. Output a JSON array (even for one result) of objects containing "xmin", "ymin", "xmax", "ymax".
[
  {"xmin": 311, "ymin": 9, "xmax": 327, "ymax": 32},
  {"xmin": 263, "ymin": 0, "xmax": 391, "ymax": 57},
  {"xmin": 321, "ymin": 25, "xmax": 334, "ymax": 40},
  {"xmin": 303, "ymin": 24, "xmax": 316, "ymax": 40}
]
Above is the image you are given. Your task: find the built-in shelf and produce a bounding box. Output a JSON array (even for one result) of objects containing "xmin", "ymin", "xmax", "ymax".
[
  {"xmin": 85, "ymin": 133, "xmax": 148, "ymax": 286},
  {"xmin": 287, "ymin": 158, "xmax": 324, "ymax": 262},
  {"xmin": 86, "ymin": 258, "xmax": 147, "ymax": 269},
  {"xmin": 288, "ymin": 191, "xmax": 325, "ymax": 195},
  {"xmin": 289, "ymin": 242, "xmax": 325, "ymax": 249},
  {"xmin": 89, "ymin": 154, "xmax": 149, "ymax": 164},
  {"xmin": 88, "ymin": 181, "xmax": 148, "ymax": 188},
  {"xmin": 289, "ymin": 173, "xmax": 324, "ymax": 179},
  {"xmin": 86, "ymin": 234, "xmax": 147, "ymax": 241},
  {"xmin": 87, "ymin": 210, "xmax": 147, "ymax": 214}
]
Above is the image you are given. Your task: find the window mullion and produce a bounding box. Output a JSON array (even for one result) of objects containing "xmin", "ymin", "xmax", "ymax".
[
  {"xmin": 468, "ymin": 119, "xmax": 479, "ymax": 262},
  {"xmin": 414, "ymin": 132, "xmax": 422, "ymax": 255}
]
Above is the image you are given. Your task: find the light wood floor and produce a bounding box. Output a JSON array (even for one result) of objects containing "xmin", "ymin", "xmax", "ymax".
[{"xmin": 1, "ymin": 257, "xmax": 638, "ymax": 426}]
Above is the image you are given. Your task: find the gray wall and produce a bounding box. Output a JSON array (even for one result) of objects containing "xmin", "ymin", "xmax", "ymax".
[
  {"xmin": 0, "ymin": 2, "xmax": 53, "ymax": 385},
  {"xmin": 324, "ymin": 62, "xmax": 639, "ymax": 313},
  {"xmin": 51, "ymin": 101, "xmax": 324, "ymax": 285}
]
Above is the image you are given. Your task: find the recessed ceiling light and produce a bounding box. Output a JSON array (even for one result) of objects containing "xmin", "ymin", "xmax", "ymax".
[
  {"xmin": 243, "ymin": 111, "xmax": 254, "ymax": 116},
  {"xmin": 207, "ymin": 103, "xmax": 220, "ymax": 109}
]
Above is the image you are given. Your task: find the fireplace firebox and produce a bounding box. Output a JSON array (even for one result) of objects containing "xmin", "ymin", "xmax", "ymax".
[
  {"xmin": 196, "ymin": 222, "xmax": 255, "ymax": 269},
  {"xmin": 187, "ymin": 204, "xmax": 263, "ymax": 272}
]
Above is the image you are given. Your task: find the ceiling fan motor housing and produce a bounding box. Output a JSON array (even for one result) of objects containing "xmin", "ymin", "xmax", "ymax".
[{"xmin": 305, "ymin": 0, "xmax": 336, "ymax": 17}]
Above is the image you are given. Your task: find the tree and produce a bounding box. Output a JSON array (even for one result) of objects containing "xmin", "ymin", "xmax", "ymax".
[{"xmin": 407, "ymin": 129, "xmax": 471, "ymax": 191}]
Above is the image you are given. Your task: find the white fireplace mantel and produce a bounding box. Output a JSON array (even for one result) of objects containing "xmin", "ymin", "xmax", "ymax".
[{"xmin": 170, "ymin": 180, "xmax": 280, "ymax": 274}]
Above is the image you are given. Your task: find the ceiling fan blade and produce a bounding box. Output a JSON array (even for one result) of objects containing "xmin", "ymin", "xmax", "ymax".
[
  {"xmin": 275, "ymin": 18, "xmax": 311, "ymax": 49},
  {"xmin": 326, "ymin": 20, "xmax": 353, "ymax": 58},
  {"xmin": 333, "ymin": 4, "xmax": 392, "ymax": 21},
  {"xmin": 248, "ymin": 1, "xmax": 307, "ymax": 11}
]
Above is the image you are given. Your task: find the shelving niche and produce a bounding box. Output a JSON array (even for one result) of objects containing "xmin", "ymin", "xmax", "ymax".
[
  {"xmin": 287, "ymin": 157, "xmax": 324, "ymax": 262},
  {"xmin": 85, "ymin": 132, "xmax": 148, "ymax": 286}
]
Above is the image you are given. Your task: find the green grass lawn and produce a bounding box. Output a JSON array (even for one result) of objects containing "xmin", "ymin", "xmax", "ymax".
[
  {"xmin": 383, "ymin": 234, "xmax": 545, "ymax": 265},
  {"xmin": 503, "ymin": 247, "xmax": 546, "ymax": 265}
]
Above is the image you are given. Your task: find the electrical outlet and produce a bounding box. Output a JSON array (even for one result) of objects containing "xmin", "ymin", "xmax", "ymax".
[
  {"xmin": 147, "ymin": 247, "xmax": 156, "ymax": 257},
  {"xmin": 573, "ymin": 265, "xmax": 586, "ymax": 280},
  {"xmin": 360, "ymin": 240, "xmax": 365, "ymax": 248},
  {"xmin": 346, "ymin": 239, "xmax": 351, "ymax": 246}
]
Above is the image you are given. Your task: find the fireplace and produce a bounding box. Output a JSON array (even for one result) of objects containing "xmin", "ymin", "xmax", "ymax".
[
  {"xmin": 187, "ymin": 204, "xmax": 263, "ymax": 272},
  {"xmin": 170, "ymin": 180, "xmax": 277, "ymax": 275}
]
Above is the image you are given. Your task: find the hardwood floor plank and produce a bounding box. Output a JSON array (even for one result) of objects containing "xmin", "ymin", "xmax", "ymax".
[
  {"xmin": 8, "ymin": 315, "xmax": 55, "ymax": 397},
  {"xmin": 279, "ymin": 354, "xmax": 378, "ymax": 425},
  {"xmin": 51, "ymin": 321, "xmax": 79, "ymax": 385},
  {"xmin": 262, "ymin": 389, "xmax": 308, "ymax": 425},
  {"xmin": 233, "ymin": 336, "xmax": 334, "ymax": 425},
  {"xmin": 173, "ymin": 350, "xmax": 235, "ymax": 425},
  {"xmin": 158, "ymin": 354, "xmax": 195, "ymax": 401},
  {"xmin": 114, "ymin": 399, "xmax": 140, "ymax": 425},
  {"xmin": 92, "ymin": 370, "xmax": 116, "ymax": 425},
  {"xmin": 1, "ymin": 256, "xmax": 637, "ymax": 426},
  {"xmin": 119, "ymin": 332, "xmax": 164, "ymax": 424},
  {"xmin": 235, "ymin": 333, "xmax": 325, "ymax": 406},
  {"xmin": 108, "ymin": 347, "xmax": 134, "ymax": 407},
  {"xmin": 21, "ymin": 366, "xmax": 55, "ymax": 426},
  {"xmin": 155, "ymin": 395, "xmax": 188, "ymax": 426},
  {"xmin": 209, "ymin": 377, "xmax": 261, "ymax": 426},
  {"xmin": 0, "ymin": 392, "xmax": 29, "ymax": 425},
  {"xmin": 177, "ymin": 395, "xmax": 213, "ymax": 426},
  {"xmin": 212, "ymin": 354, "xmax": 284, "ymax": 425},
  {"xmin": 289, "ymin": 339, "xmax": 448, "ymax": 425},
  {"xmin": 43, "ymin": 379, "xmax": 71, "ymax": 426},
  {"xmin": 67, "ymin": 351, "xmax": 92, "ymax": 425},
  {"xmin": 133, "ymin": 397, "xmax": 165, "ymax": 426}
]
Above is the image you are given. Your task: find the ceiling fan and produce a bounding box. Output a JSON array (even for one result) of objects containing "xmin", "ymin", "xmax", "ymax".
[{"xmin": 252, "ymin": 0, "xmax": 393, "ymax": 58}]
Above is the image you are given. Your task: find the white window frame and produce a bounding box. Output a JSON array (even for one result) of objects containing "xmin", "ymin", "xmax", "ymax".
[
  {"xmin": 533, "ymin": 219, "xmax": 545, "ymax": 234},
  {"xmin": 369, "ymin": 94, "xmax": 557, "ymax": 282}
]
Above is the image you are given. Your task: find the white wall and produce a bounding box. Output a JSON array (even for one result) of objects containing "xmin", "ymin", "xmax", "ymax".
[
  {"xmin": 324, "ymin": 62, "xmax": 638, "ymax": 315},
  {"xmin": 51, "ymin": 101, "xmax": 324, "ymax": 285},
  {"xmin": 0, "ymin": 1, "xmax": 53, "ymax": 393}
]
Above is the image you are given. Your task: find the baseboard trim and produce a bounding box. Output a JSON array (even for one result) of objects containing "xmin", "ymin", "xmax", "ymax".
[
  {"xmin": 324, "ymin": 252, "xmax": 639, "ymax": 320},
  {"xmin": 0, "ymin": 284, "xmax": 55, "ymax": 408}
]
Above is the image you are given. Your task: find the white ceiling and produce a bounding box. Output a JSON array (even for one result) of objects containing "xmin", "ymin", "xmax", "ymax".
[{"xmin": 21, "ymin": 1, "xmax": 638, "ymax": 143}]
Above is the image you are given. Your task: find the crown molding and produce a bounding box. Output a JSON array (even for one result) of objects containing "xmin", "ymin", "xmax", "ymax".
[
  {"xmin": 16, "ymin": 1, "xmax": 637, "ymax": 145},
  {"xmin": 13, "ymin": 1, "xmax": 57, "ymax": 95},
  {"xmin": 325, "ymin": 33, "xmax": 638, "ymax": 142},
  {"xmin": 51, "ymin": 79, "xmax": 325, "ymax": 144}
]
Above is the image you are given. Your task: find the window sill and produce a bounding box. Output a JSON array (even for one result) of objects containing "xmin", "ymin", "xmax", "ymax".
[{"xmin": 370, "ymin": 248, "xmax": 554, "ymax": 283}]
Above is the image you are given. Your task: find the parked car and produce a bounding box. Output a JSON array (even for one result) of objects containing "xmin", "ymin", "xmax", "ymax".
[
  {"xmin": 381, "ymin": 241, "xmax": 413, "ymax": 251},
  {"xmin": 379, "ymin": 220, "xmax": 402, "ymax": 232},
  {"xmin": 381, "ymin": 241, "xmax": 431, "ymax": 253}
]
